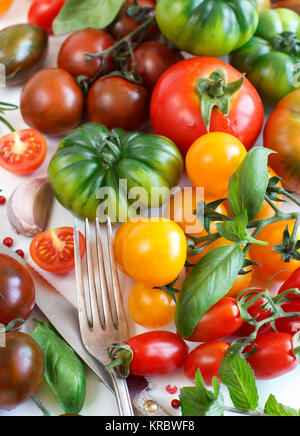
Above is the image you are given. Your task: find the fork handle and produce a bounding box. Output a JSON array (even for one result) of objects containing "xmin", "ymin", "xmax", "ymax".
[{"xmin": 108, "ymin": 369, "xmax": 135, "ymax": 416}]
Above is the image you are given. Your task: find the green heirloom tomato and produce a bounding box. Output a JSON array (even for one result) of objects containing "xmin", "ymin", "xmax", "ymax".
[
  {"xmin": 155, "ymin": 0, "xmax": 259, "ymax": 57},
  {"xmin": 230, "ymin": 8, "xmax": 300, "ymax": 105},
  {"xmin": 48, "ymin": 123, "xmax": 183, "ymax": 222},
  {"xmin": 0, "ymin": 24, "xmax": 48, "ymax": 86}
]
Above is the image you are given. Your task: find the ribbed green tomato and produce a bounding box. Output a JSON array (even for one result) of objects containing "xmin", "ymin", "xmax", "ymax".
[
  {"xmin": 155, "ymin": 0, "xmax": 259, "ymax": 57},
  {"xmin": 230, "ymin": 8, "xmax": 300, "ymax": 105},
  {"xmin": 48, "ymin": 123, "xmax": 183, "ymax": 221}
]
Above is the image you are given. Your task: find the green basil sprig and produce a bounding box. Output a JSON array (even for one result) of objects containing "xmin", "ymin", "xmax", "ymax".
[
  {"xmin": 53, "ymin": 0, "xmax": 126, "ymax": 35},
  {"xmin": 175, "ymin": 245, "xmax": 244, "ymax": 338},
  {"xmin": 32, "ymin": 321, "xmax": 86, "ymax": 415}
]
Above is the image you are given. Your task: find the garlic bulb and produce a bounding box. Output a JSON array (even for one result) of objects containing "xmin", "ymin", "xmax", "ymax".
[{"xmin": 7, "ymin": 177, "xmax": 53, "ymax": 237}]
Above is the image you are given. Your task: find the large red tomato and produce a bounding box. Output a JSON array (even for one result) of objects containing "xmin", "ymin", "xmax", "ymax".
[{"xmin": 150, "ymin": 57, "xmax": 264, "ymax": 156}]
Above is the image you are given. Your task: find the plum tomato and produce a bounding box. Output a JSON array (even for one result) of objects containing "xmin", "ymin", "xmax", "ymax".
[
  {"xmin": 20, "ymin": 68, "xmax": 84, "ymax": 136},
  {"xmin": 57, "ymin": 29, "xmax": 115, "ymax": 80},
  {"xmin": 86, "ymin": 76, "xmax": 150, "ymax": 131},
  {"xmin": 28, "ymin": 0, "xmax": 66, "ymax": 35}
]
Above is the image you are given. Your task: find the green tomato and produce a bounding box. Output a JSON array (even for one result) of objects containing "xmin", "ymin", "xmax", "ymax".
[
  {"xmin": 48, "ymin": 123, "xmax": 183, "ymax": 222},
  {"xmin": 155, "ymin": 0, "xmax": 259, "ymax": 57},
  {"xmin": 230, "ymin": 8, "xmax": 300, "ymax": 105}
]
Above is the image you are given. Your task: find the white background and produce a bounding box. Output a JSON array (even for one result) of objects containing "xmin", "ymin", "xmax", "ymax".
[{"xmin": 0, "ymin": 0, "xmax": 300, "ymax": 417}]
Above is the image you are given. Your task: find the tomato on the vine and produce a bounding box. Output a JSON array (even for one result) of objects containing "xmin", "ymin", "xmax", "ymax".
[
  {"xmin": 28, "ymin": 0, "xmax": 66, "ymax": 34},
  {"xmin": 186, "ymin": 298, "xmax": 243, "ymax": 343},
  {"xmin": 184, "ymin": 341, "xmax": 230, "ymax": 386},
  {"xmin": 0, "ymin": 332, "xmax": 44, "ymax": 410},
  {"xmin": 30, "ymin": 227, "xmax": 85, "ymax": 274},
  {"xmin": 246, "ymin": 332, "xmax": 298, "ymax": 380},
  {"xmin": 0, "ymin": 129, "xmax": 47, "ymax": 175},
  {"xmin": 275, "ymin": 301, "xmax": 300, "ymax": 336}
]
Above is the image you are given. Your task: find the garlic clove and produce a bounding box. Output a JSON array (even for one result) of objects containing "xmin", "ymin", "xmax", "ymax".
[{"xmin": 7, "ymin": 177, "xmax": 54, "ymax": 237}]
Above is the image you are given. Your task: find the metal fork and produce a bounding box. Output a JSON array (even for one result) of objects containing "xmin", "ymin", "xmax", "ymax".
[{"xmin": 74, "ymin": 217, "xmax": 134, "ymax": 416}]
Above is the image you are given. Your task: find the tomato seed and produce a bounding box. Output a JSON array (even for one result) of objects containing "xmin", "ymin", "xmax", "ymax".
[
  {"xmin": 166, "ymin": 384, "xmax": 178, "ymax": 395},
  {"xmin": 0, "ymin": 196, "xmax": 6, "ymax": 205},
  {"xmin": 3, "ymin": 237, "xmax": 13, "ymax": 247},
  {"xmin": 171, "ymin": 399, "xmax": 181, "ymax": 409},
  {"xmin": 16, "ymin": 249, "xmax": 25, "ymax": 258}
]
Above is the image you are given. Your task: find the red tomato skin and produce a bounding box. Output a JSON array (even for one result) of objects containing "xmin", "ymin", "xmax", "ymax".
[
  {"xmin": 278, "ymin": 267, "xmax": 300, "ymax": 299},
  {"xmin": 275, "ymin": 301, "xmax": 300, "ymax": 335},
  {"xmin": 150, "ymin": 57, "xmax": 264, "ymax": 156},
  {"xmin": 187, "ymin": 298, "xmax": 243, "ymax": 342},
  {"xmin": 184, "ymin": 341, "xmax": 230, "ymax": 386},
  {"xmin": 246, "ymin": 332, "xmax": 298, "ymax": 380},
  {"xmin": 28, "ymin": 0, "xmax": 66, "ymax": 35},
  {"xmin": 127, "ymin": 331, "xmax": 188, "ymax": 377},
  {"xmin": 234, "ymin": 290, "xmax": 271, "ymax": 337}
]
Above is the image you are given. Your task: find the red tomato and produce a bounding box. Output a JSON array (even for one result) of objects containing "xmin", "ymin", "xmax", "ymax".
[
  {"xmin": 187, "ymin": 298, "xmax": 243, "ymax": 342},
  {"xmin": 0, "ymin": 254, "xmax": 35, "ymax": 327},
  {"xmin": 275, "ymin": 301, "xmax": 300, "ymax": 335},
  {"xmin": 57, "ymin": 29, "xmax": 115, "ymax": 80},
  {"xmin": 127, "ymin": 331, "xmax": 188, "ymax": 377},
  {"xmin": 246, "ymin": 332, "xmax": 298, "ymax": 379},
  {"xmin": 150, "ymin": 57, "xmax": 264, "ymax": 156},
  {"xmin": 234, "ymin": 290, "xmax": 271, "ymax": 337},
  {"xmin": 278, "ymin": 267, "xmax": 300, "ymax": 299},
  {"xmin": 30, "ymin": 227, "xmax": 85, "ymax": 274},
  {"xmin": 184, "ymin": 341, "xmax": 230, "ymax": 386},
  {"xmin": 0, "ymin": 129, "xmax": 47, "ymax": 174},
  {"xmin": 28, "ymin": 0, "xmax": 66, "ymax": 34}
]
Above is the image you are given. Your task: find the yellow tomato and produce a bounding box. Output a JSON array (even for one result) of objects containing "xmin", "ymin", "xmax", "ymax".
[{"xmin": 258, "ymin": 0, "xmax": 271, "ymax": 11}]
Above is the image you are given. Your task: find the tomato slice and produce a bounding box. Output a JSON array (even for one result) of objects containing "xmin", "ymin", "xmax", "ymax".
[
  {"xmin": 30, "ymin": 227, "xmax": 85, "ymax": 274},
  {"xmin": 0, "ymin": 129, "xmax": 47, "ymax": 174}
]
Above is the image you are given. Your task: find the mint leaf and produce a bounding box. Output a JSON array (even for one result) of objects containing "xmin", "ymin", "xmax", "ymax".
[
  {"xmin": 219, "ymin": 354, "xmax": 258, "ymax": 412},
  {"xmin": 180, "ymin": 370, "xmax": 225, "ymax": 416},
  {"xmin": 264, "ymin": 395, "xmax": 299, "ymax": 416}
]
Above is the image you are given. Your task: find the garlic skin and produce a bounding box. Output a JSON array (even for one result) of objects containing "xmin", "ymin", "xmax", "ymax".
[{"xmin": 7, "ymin": 177, "xmax": 54, "ymax": 237}]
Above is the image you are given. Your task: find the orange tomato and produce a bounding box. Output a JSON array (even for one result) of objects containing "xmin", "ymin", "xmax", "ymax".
[
  {"xmin": 164, "ymin": 187, "xmax": 227, "ymax": 236},
  {"xmin": 0, "ymin": 0, "xmax": 13, "ymax": 16},
  {"xmin": 258, "ymin": 0, "xmax": 271, "ymax": 11},
  {"xmin": 249, "ymin": 220, "xmax": 300, "ymax": 281},
  {"xmin": 128, "ymin": 282, "xmax": 176, "ymax": 328},
  {"xmin": 117, "ymin": 218, "xmax": 187, "ymax": 287},
  {"xmin": 186, "ymin": 132, "xmax": 247, "ymax": 199}
]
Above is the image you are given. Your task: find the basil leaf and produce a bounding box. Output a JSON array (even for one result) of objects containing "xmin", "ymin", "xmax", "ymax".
[
  {"xmin": 228, "ymin": 147, "xmax": 274, "ymax": 221},
  {"xmin": 53, "ymin": 0, "xmax": 126, "ymax": 35},
  {"xmin": 175, "ymin": 245, "xmax": 245, "ymax": 338},
  {"xmin": 180, "ymin": 370, "xmax": 225, "ymax": 417},
  {"xmin": 219, "ymin": 354, "xmax": 258, "ymax": 412},
  {"xmin": 264, "ymin": 395, "xmax": 300, "ymax": 417},
  {"xmin": 216, "ymin": 210, "xmax": 248, "ymax": 243},
  {"xmin": 32, "ymin": 321, "xmax": 86, "ymax": 415}
]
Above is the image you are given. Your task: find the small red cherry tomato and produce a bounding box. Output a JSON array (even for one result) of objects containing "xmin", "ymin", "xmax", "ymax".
[
  {"xmin": 28, "ymin": 0, "xmax": 66, "ymax": 35},
  {"xmin": 187, "ymin": 297, "xmax": 243, "ymax": 342},
  {"xmin": 275, "ymin": 301, "xmax": 300, "ymax": 336},
  {"xmin": 278, "ymin": 267, "xmax": 300, "ymax": 299},
  {"xmin": 184, "ymin": 341, "xmax": 230, "ymax": 386}
]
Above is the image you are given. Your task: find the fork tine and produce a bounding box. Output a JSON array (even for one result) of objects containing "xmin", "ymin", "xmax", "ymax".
[
  {"xmin": 74, "ymin": 219, "xmax": 89, "ymax": 330},
  {"xmin": 85, "ymin": 219, "xmax": 102, "ymax": 329},
  {"xmin": 95, "ymin": 217, "xmax": 115, "ymax": 331}
]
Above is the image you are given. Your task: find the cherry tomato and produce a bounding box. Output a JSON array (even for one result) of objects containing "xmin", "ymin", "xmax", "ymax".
[
  {"xmin": 118, "ymin": 218, "xmax": 187, "ymax": 287},
  {"xmin": 275, "ymin": 301, "xmax": 300, "ymax": 335},
  {"xmin": 20, "ymin": 68, "xmax": 84, "ymax": 137},
  {"xmin": 129, "ymin": 41, "xmax": 183, "ymax": 91},
  {"xmin": 164, "ymin": 187, "xmax": 228, "ymax": 237},
  {"xmin": 30, "ymin": 227, "xmax": 85, "ymax": 274},
  {"xmin": 184, "ymin": 341, "xmax": 230, "ymax": 386},
  {"xmin": 87, "ymin": 76, "xmax": 150, "ymax": 131},
  {"xmin": 0, "ymin": 332, "xmax": 44, "ymax": 410},
  {"xmin": 249, "ymin": 220, "xmax": 300, "ymax": 281},
  {"xmin": 0, "ymin": 129, "xmax": 47, "ymax": 175},
  {"xmin": 186, "ymin": 132, "xmax": 247, "ymax": 199},
  {"xmin": 108, "ymin": 0, "xmax": 158, "ymax": 41},
  {"xmin": 0, "ymin": 0, "xmax": 13, "ymax": 16},
  {"xmin": 57, "ymin": 29, "xmax": 115, "ymax": 80},
  {"xmin": 187, "ymin": 298, "xmax": 243, "ymax": 343},
  {"xmin": 246, "ymin": 332, "xmax": 298, "ymax": 379},
  {"xmin": 127, "ymin": 331, "xmax": 188, "ymax": 377},
  {"xmin": 0, "ymin": 254, "xmax": 35, "ymax": 327},
  {"xmin": 128, "ymin": 282, "xmax": 176, "ymax": 329},
  {"xmin": 151, "ymin": 57, "xmax": 264, "ymax": 157},
  {"xmin": 234, "ymin": 289, "xmax": 271, "ymax": 337},
  {"xmin": 28, "ymin": 0, "xmax": 66, "ymax": 35},
  {"xmin": 278, "ymin": 267, "xmax": 300, "ymax": 298}
]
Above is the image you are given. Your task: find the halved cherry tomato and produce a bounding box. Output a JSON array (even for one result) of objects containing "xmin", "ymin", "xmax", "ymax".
[
  {"xmin": 186, "ymin": 298, "xmax": 243, "ymax": 343},
  {"xmin": 0, "ymin": 129, "xmax": 47, "ymax": 174},
  {"xmin": 184, "ymin": 341, "xmax": 230, "ymax": 386},
  {"xmin": 30, "ymin": 227, "xmax": 85, "ymax": 274}
]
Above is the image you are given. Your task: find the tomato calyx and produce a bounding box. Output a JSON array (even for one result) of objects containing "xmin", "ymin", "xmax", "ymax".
[
  {"xmin": 196, "ymin": 68, "xmax": 245, "ymax": 133},
  {"xmin": 99, "ymin": 133, "xmax": 122, "ymax": 170},
  {"xmin": 4, "ymin": 318, "xmax": 26, "ymax": 332},
  {"xmin": 126, "ymin": 0, "xmax": 155, "ymax": 24},
  {"xmin": 272, "ymin": 31, "xmax": 300, "ymax": 56},
  {"xmin": 106, "ymin": 343, "xmax": 134, "ymax": 379}
]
